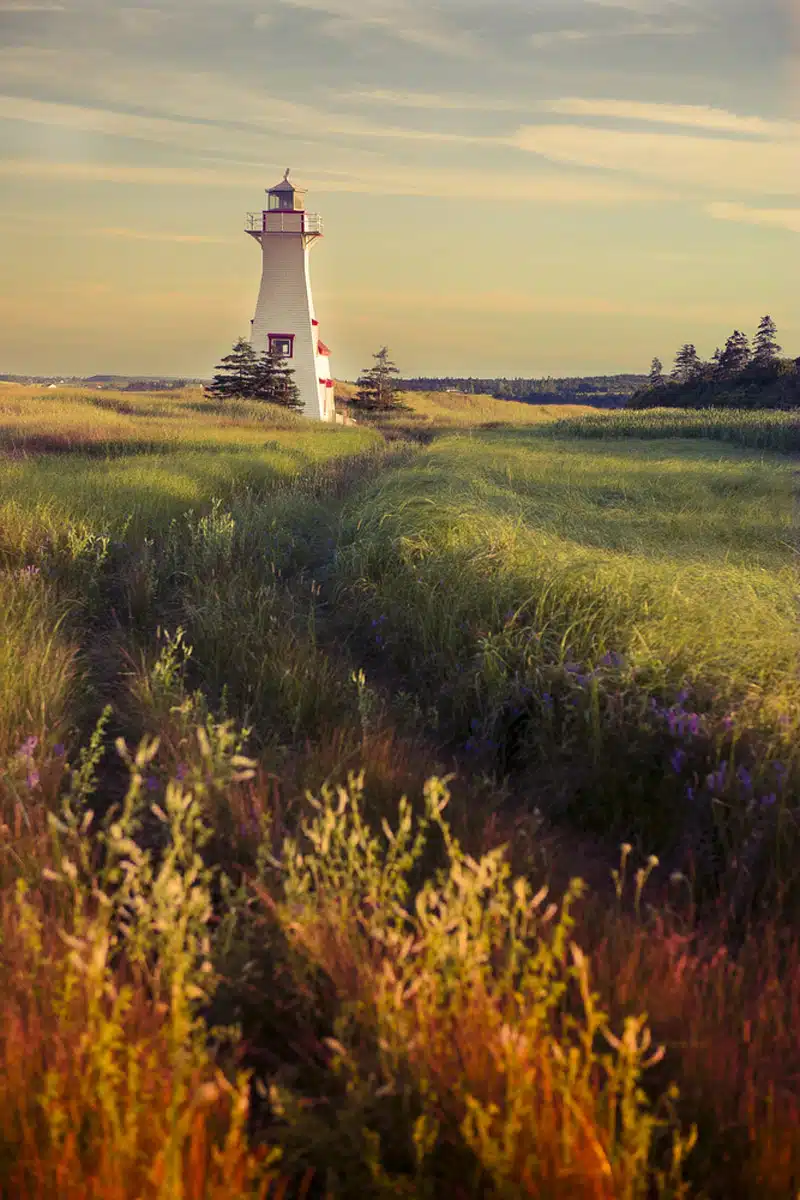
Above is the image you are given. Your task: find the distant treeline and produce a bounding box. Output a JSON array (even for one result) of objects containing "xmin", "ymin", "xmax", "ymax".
[
  {"xmin": 632, "ymin": 318, "xmax": 799, "ymax": 410},
  {"xmin": 397, "ymin": 376, "xmax": 647, "ymax": 407}
]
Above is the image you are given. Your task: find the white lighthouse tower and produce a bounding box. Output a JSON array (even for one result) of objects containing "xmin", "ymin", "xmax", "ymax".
[{"xmin": 246, "ymin": 171, "xmax": 334, "ymax": 421}]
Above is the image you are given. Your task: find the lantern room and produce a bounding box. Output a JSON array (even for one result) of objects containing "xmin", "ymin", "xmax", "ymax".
[{"xmin": 266, "ymin": 169, "xmax": 306, "ymax": 212}]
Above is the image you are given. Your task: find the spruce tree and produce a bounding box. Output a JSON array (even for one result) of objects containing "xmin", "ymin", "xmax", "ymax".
[
  {"xmin": 207, "ymin": 338, "xmax": 259, "ymax": 400},
  {"xmin": 253, "ymin": 348, "xmax": 302, "ymax": 410},
  {"xmin": 672, "ymin": 344, "xmax": 701, "ymax": 383},
  {"xmin": 353, "ymin": 346, "xmax": 402, "ymax": 412},
  {"xmin": 752, "ymin": 315, "xmax": 781, "ymax": 366},
  {"xmin": 648, "ymin": 357, "xmax": 664, "ymax": 387},
  {"xmin": 718, "ymin": 330, "xmax": 751, "ymax": 376}
]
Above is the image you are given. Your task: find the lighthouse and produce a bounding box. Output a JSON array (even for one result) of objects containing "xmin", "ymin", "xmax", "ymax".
[{"xmin": 246, "ymin": 171, "xmax": 334, "ymax": 421}]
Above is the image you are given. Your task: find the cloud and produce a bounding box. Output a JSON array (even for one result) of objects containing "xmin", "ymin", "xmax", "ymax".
[
  {"xmin": 707, "ymin": 201, "xmax": 800, "ymax": 233},
  {"xmin": 547, "ymin": 97, "xmax": 800, "ymax": 139},
  {"xmin": 336, "ymin": 88, "xmax": 521, "ymax": 112},
  {"xmin": 275, "ymin": 0, "xmax": 476, "ymax": 55},
  {"xmin": 95, "ymin": 226, "xmax": 235, "ymax": 243},
  {"xmin": 0, "ymin": 153, "xmax": 668, "ymax": 205},
  {"xmin": 511, "ymin": 122, "xmax": 800, "ymax": 195},
  {"xmin": 0, "ymin": 158, "xmax": 257, "ymax": 186},
  {"xmin": 331, "ymin": 286, "xmax": 736, "ymax": 325},
  {"xmin": 530, "ymin": 18, "xmax": 698, "ymax": 46}
]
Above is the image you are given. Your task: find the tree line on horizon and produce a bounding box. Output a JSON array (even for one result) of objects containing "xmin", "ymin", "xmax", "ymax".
[
  {"xmin": 395, "ymin": 374, "xmax": 644, "ymax": 405},
  {"xmin": 633, "ymin": 316, "xmax": 799, "ymax": 409}
]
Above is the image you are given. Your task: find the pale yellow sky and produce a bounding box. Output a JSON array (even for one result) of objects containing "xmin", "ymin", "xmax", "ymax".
[{"xmin": 0, "ymin": 0, "xmax": 797, "ymax": 379}]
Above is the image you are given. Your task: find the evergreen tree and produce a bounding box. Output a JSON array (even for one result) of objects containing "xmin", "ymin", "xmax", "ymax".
[
  {"xmin": 207, "ymin": 338, "xmax": 259, "ymax": 400},
  {"xmin": 752, "ymin": 315, "xmax": 781, "ymax": 366},
  {"xmin": 353, "ymin": 346, "xmax": 402, "ymax": 412},
  {"xmin": 718, "ymin": 330, "xmax": 751, "ymax": 376},
  {"xmin": 253, "ymin": 348, "xmax": 302, "ymax": 410},
  {"xmin": 672, "ymin": 344, "xmax": 701, "ymax": 383},
  {"xmin": 648, "ymin": 357, "xmax": 665, "ymax": 387}
]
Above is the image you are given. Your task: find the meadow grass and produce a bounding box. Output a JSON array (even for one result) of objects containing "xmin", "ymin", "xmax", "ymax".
[
  {"xmin": 334, "ymin": 382, "xmax": 598, "ymax": 429},
  {"xmin": 1, "ymin": 385, "xmax": 799, "ymax": 1196},
  {"xmin": 545, "ymin": 406, "xmax": 800, "ymax": 454},
  {"xmin": 333, "ymin": 430, "xmax": 798, "ymax": 881}
]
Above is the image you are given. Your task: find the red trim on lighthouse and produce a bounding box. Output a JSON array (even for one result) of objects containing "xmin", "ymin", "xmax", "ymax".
[{"xmin": 317, "ymin": 340, "xmax": 331, "ymax": 356}]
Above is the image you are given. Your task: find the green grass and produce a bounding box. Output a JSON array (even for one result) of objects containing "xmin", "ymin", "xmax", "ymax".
[
  {"xmin": 545, "ymin": 406, "xmax": 800, "ymax": 454},
  {"xmin": 1, "ymin": 386, "xmax": 799, "ymax": 1197}
]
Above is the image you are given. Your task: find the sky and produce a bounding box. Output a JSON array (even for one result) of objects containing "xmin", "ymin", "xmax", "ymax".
[{"xmin": 0, "ymin": 0, "xmax": 797, "ymax": 380}]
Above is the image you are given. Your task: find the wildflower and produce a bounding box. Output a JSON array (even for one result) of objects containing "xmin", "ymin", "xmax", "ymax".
[
  {"xmin": 760, "ymin": 793, "xmax": 777, "ymax": 807},
  {"xmin": 601, "ymin": 651, "xmax": 625, "ymax": 668},
  {"xmin": 736, "ymin": 766, "xmax": 752, "ymax": 791},
  {"xmin": 53, "ymin": 743, "xmax": 65, "ymax": 757},
  {"xmin": 17, "ymin": 736, "xmax": 38, "ymax": 761},
  {"xmin": 542, "ymin": 692, "xmax": 553, "ymax": 709},
  {"xmin": 686, "ymin": 785, "xmax": 695, "ymax": 802},
  {"xmin": 145, "ymin": 775, "xmax": 159, "ymax": 792},
  {"xmin": 26, "ymin": 769, "xmax": 40, "ymax": 790},
  {"xmin": 176, "ymin": 763, "xmax": 188, "ymax": 781},
  {"xmin": 670, "ymin": 749, "xmax": 687, "ymax": 774},
  {"xmin": 706, "ymin": 763, "xmax": 728, "ymax": 793}
]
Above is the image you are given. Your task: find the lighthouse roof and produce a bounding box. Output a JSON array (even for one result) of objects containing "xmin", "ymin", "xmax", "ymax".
[{"xmin": 269, "ymin": 169, "xmax": 305, "ymax": 193}]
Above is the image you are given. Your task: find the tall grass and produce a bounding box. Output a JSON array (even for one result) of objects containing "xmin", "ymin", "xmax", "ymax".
[
  {"xmin": 545, "ymin": 407, "xmax": 800, "ymax": 454},
  {"xmin": 1, "ymin": 384, "xmax": 799, "ymax": 1194},
  {"xmin": 333, "ymin": 431, "xmax": 799, "ymax": 888}
]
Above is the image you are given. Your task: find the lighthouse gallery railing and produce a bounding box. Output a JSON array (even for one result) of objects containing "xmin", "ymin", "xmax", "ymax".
[{"xmin": 245, "ymin": 212, "xmax": 324, "ymax": 234}]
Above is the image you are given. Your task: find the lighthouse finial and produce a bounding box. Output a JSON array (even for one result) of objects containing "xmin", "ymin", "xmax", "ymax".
[{"xmin": 284, "ymin": 168, "xmax": 291, "ymax": 181}]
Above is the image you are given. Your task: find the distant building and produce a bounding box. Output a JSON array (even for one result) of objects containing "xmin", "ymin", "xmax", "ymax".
[{"xmin": 245, "ymin": 171, "xmax": 334, "ymax": 421}]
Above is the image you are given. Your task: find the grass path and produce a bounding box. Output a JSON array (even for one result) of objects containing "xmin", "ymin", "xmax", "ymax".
[{"xmin": 1, "ymin": 387, "xmax": 799, "ymax": 1197}]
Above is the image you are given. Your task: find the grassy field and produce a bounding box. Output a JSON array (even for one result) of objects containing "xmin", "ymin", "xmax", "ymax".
[
  {"xmin": 1, "ymin": 385, "xmax": 798, "ymax": 1198},
  {"xmin": 335, "ymin": 380, "xmax": 598, "ymax": 428}
]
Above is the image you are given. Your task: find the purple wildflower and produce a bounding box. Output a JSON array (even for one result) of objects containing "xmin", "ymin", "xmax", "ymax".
[
  {"xmin": 686, "ymin": 785, "xmax": 696, "ymax": 802},
  {"xmin": 53, "ymin": 743, "xmax": 65, "ymax": 757},
  {"xmin": 17, "ymin": 736, "xmax": 38, "ymax": 761},
  {"xmin": 26, "ymin": 769, "xmax": 40, "ymax": 790},
  {"xmin": 760, "ymin": 793, "xmax": 777, "ymax": 808},
  {"xmin": 145, "ymin": 775, "xmax": 159, "ymax": 793},
  {"xmin": 670, "ymin": 749, "xmax": 687, "ymax": 774},
  {"xmin": 736, "ymin": 766, "xmax": 752, "ymax": 791},
  {"xmin": 706, "ymin": 763, "xmax": 728, "ymax": 794}
]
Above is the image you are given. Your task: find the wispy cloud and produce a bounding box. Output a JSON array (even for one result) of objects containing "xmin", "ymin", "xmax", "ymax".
[
  {"xmin": 547, "ymin": 97, "xmax": 800, "ymax": 139},
  {"xmin": 336, "ymin": 88, "xmax": 521, "ymax": 112},
  {"xmin": 707, "ymin": 201, "xmax": 800, "ymax": 233},
  {"xmin": 275, "ymin": 0, "xmax": 476, "ymax": 56},
  {"xmin": 530, "ymin": 18, "xmax": 698, "ymax": 46},
  {"xmin": 0, "ymin": 153, "xmax": 668, "ymax": 205},
  {"xmin": 511, "ymin": 121, "xmax": 800, "ymax": 195},
  {"xmin": 332, "ymin": 286, "xmax": 737, "ymax": 325}
]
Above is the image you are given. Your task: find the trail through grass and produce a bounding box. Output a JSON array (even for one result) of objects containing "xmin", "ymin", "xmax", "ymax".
[{"xmin": 1, "ymin": 386, "xmax": 799, "ymax": 1197}]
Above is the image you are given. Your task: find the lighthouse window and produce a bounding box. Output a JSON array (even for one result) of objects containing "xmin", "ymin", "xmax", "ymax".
[
  {"xmin": 269, "ymin": 334, "xmax": 294, "ymax": 358},
  {"xmin": 268, "ymin": 193, "xmax": 294, "ymax": 211}
]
